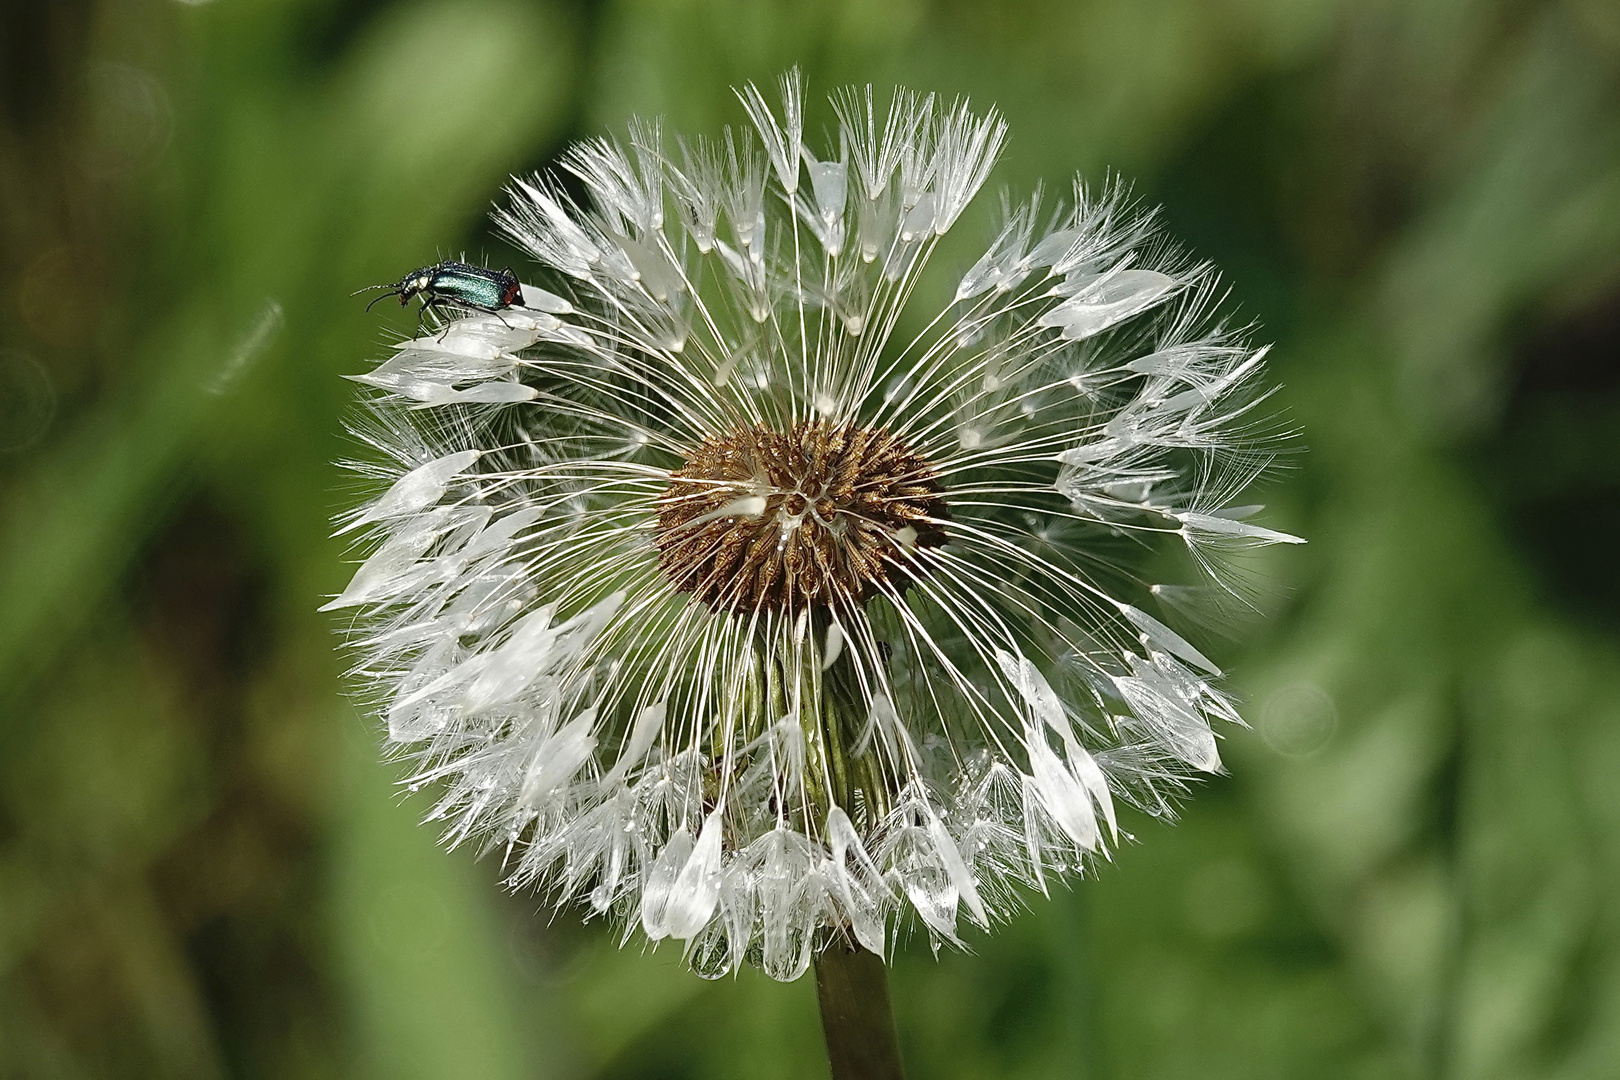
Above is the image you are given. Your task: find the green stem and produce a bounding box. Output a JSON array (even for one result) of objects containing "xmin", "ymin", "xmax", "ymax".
[{"xmin": 814, "ymin": 943, "xmax": 906, "ymax": 1080}]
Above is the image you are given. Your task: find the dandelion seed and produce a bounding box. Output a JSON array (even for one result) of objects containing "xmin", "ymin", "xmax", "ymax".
[{"xmin": 331, "ymin": 73, "xmax": 1297, "ymax": 981}]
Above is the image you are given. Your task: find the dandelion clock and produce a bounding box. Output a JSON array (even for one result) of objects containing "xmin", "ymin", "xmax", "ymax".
[{"xmin": 327, "ymin": 71, "xmax": 1299, "ymax": 1077}]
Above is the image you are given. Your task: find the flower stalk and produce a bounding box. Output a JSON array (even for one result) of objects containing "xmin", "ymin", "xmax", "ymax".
[{"xmin": 815, "ymin": 943, "xmax": 906, "ymax": 1080}]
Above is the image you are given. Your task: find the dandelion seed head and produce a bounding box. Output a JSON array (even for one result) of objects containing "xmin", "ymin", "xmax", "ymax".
[{"xmin": 330, "ymin": 69, "xmax": 1299, "ymax": 982}]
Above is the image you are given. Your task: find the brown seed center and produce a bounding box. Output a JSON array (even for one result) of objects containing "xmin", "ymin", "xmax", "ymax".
[{"xmin": 655, "ymin": 421, "xmax": 948, "ymax": 616}]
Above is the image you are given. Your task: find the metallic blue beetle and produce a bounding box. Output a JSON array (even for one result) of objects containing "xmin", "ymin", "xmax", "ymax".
[{"xmin": 355, "ymin": 261, "xmax": 524, "ymax": 322}]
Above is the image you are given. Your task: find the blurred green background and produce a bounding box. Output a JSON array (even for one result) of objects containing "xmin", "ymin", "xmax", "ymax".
[{"xmin": 3, "ymin": 0, "xmax": 1620, "ymax": 1077}]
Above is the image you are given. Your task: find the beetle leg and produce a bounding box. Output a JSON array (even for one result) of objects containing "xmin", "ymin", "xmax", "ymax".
[
  {"xmin": 464, "ymin": 302, "xmax": 514, "ymax": 331},
  {"xmin": 431, "ymin": 302, "xmax": 458, "ymax": 344}
]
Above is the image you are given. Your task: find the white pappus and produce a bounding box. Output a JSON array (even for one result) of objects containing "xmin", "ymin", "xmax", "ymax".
[{"xmin": 328, "ymin": 71, "xmax": 1301, "ymax": 981}]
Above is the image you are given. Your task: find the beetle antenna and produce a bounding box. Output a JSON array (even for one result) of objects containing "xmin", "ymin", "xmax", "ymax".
[
  {"xmin": 350, "ymin": 283, "xmax": 393, "ymax": 296},
  {"xmin": 364, "ymin": 291, "xmax": 402, "ymax": 312}
]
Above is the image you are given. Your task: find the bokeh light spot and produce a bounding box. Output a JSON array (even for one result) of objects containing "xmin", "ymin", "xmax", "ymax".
[
  {"xmin": 1260, "ymin": 681, "xmax": 1338, "ymax": 757},
  {"xmin": 0, "ymin": 349, "xmax": 57, "ymax": 452}
]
